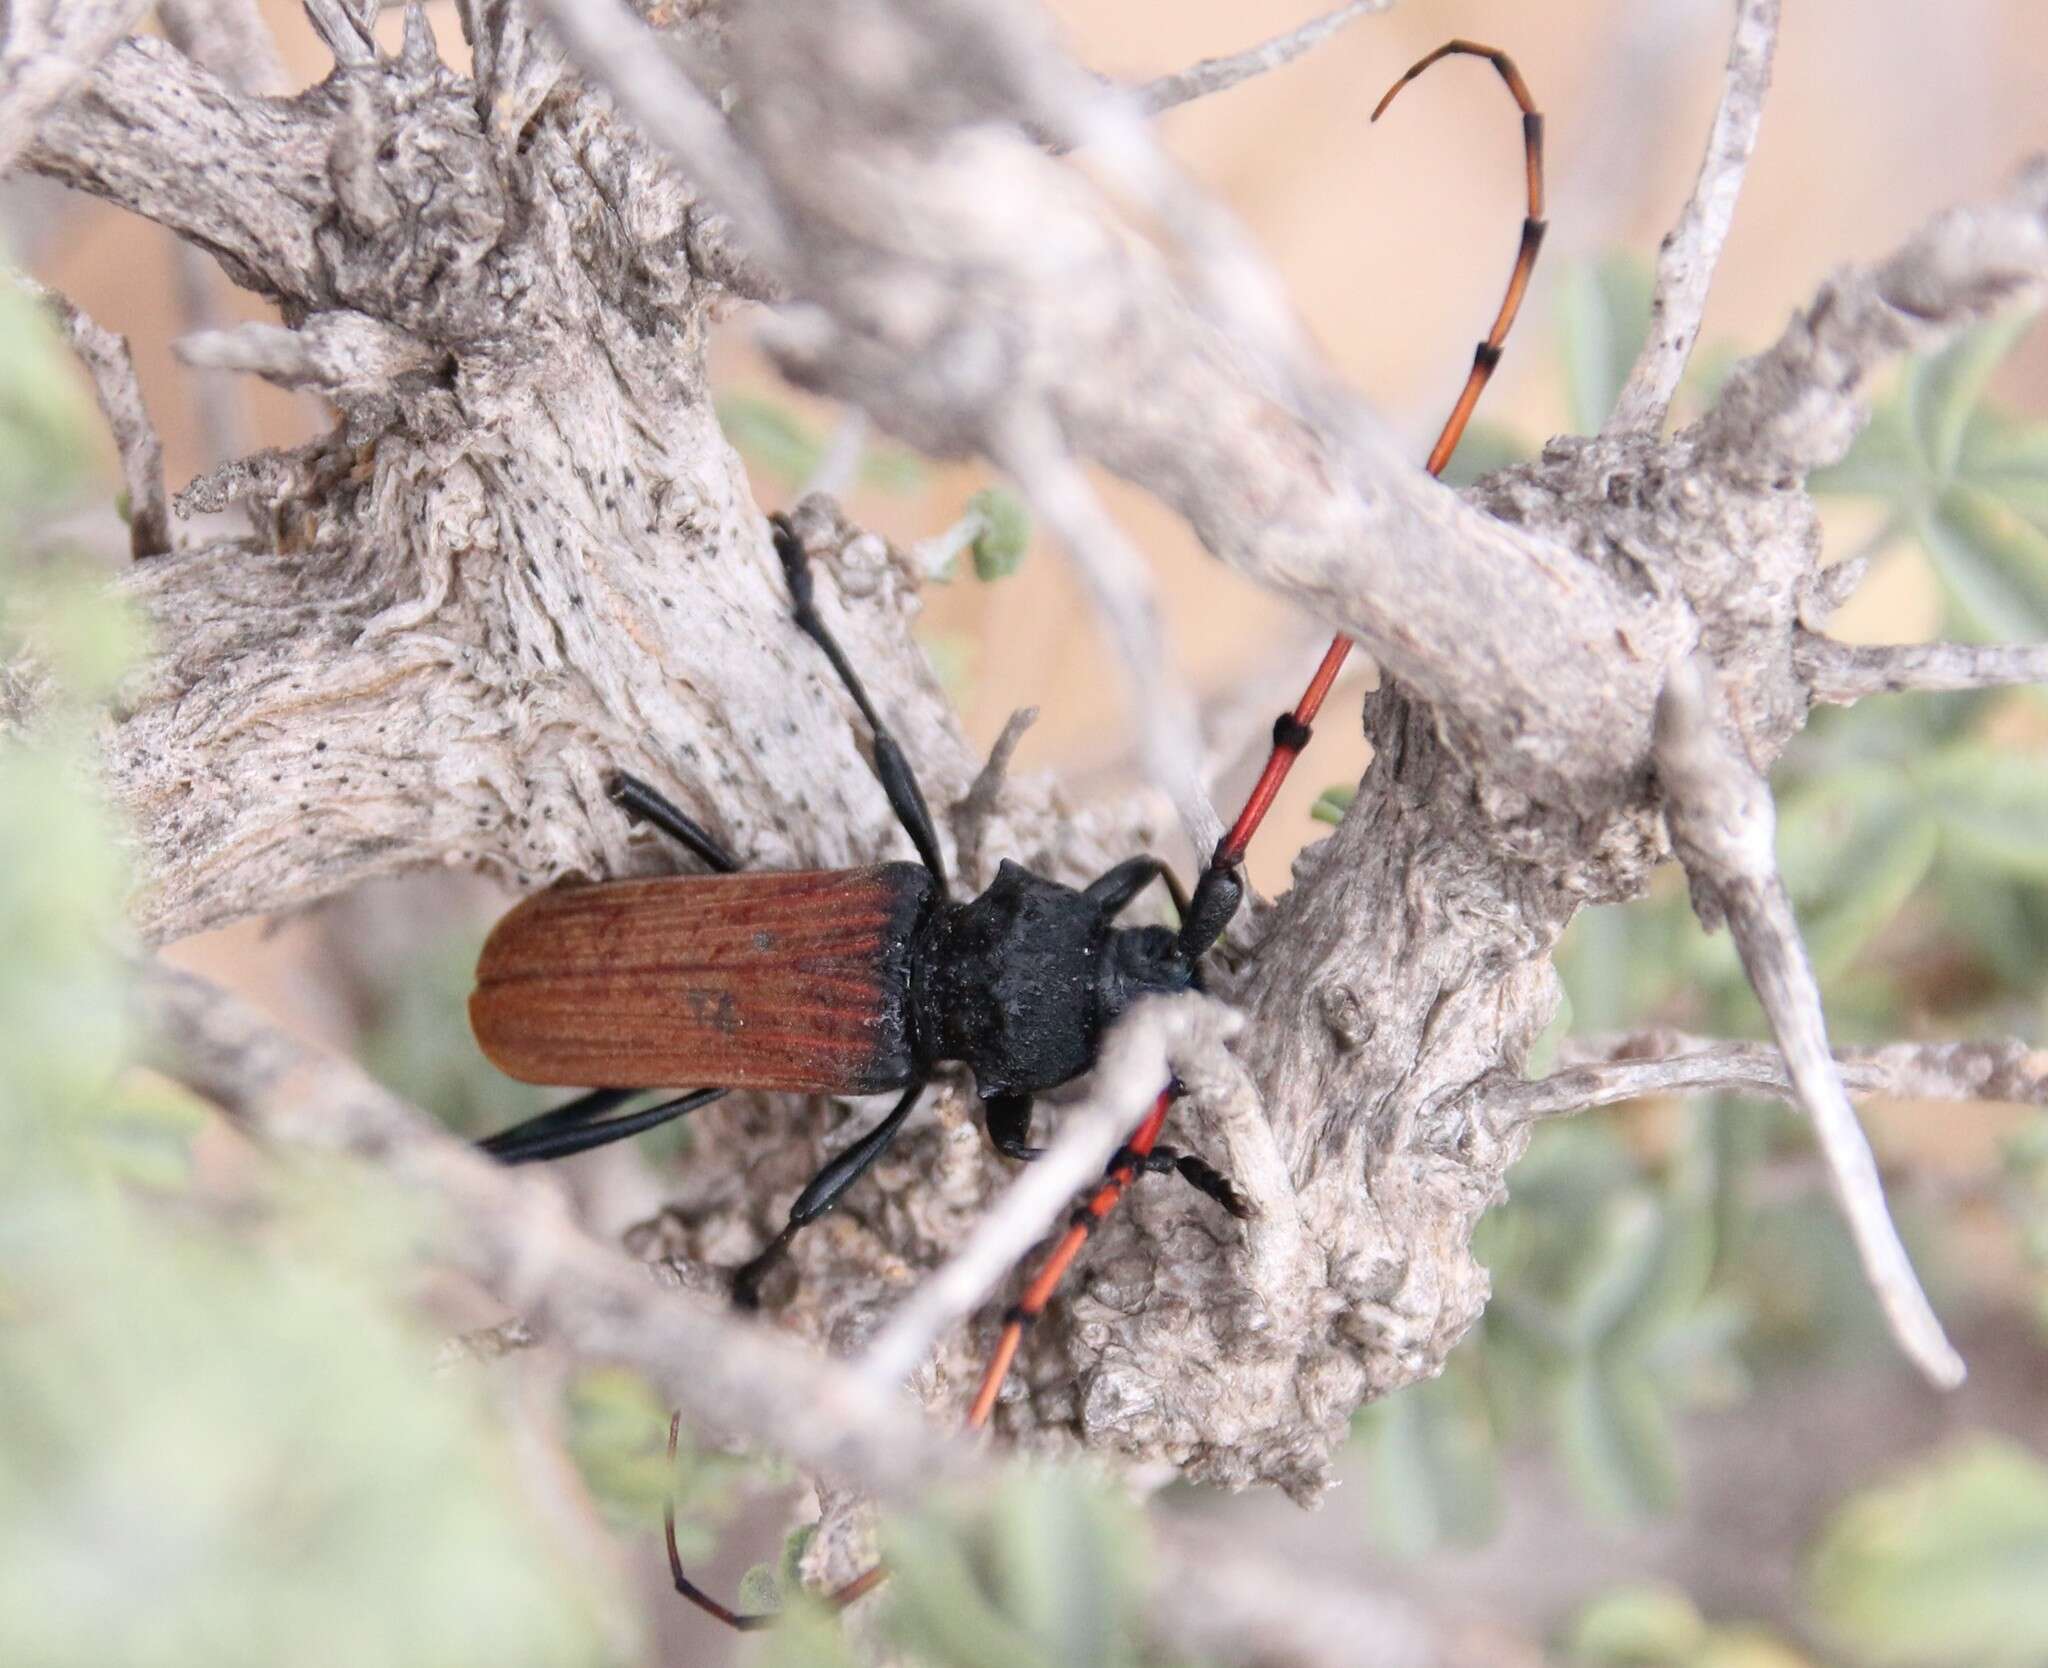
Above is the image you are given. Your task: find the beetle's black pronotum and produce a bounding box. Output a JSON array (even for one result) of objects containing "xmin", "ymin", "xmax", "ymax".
[{"xmin": 472, "ymin": 512, "xmax": 1249, "ymax": 1305}]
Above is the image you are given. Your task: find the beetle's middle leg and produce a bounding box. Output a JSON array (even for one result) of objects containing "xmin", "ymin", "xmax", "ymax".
[{"xmin": 733, "ymin": 1079, "xmax": 927, "ymax": 1308}]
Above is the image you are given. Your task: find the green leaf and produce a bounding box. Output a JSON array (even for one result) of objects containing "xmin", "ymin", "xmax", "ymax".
[
  {"xmin": 1774, "ymin": 768, "xmax": 1939, "ymax": 982},
  {"xmin": 1807, "ymin": 1437, "xmax": 2048, "ymax": 1668},
  {"xmin": 1553, "ymin": 1354, "xmax": 1682, "ymax": 1520},
  {"xmin": 1559, "ymin": 253, "xmax": 1653, "ymax": 435},
  {"xmin": 858, "ymin": 443, "xmax": 925, "ymax": 494},
  {"xmin": 1564, "ymin": 1581, "xmax": 1706, "ymax": 1667},
  {"xmin": 1920, "ymin": 487, "xmax": 2048, "ymax": 644},
  {"xmin": 968, "ymin": 487, "xmax": 1031, "ymax": 581},
  {"xmin": 0, "ymin": 282, "xmax": 98, "ymax": 516},
  {"xmin": 884, "ymin": 1475, "xmax": 1144, "ymax": 1668},
  {"xmin": 1358, "ymin": 1366, "xmax": 1500, "ymax": 1557},
  {"xmin": 1909, "ymin": 311, "xmax": 2038, "ymax": 489},
  {"xmin": 1920, "ymin": 746, "xmax": 2048, "ymax": 880},
  {"xmin": 1813, "ymin": 396, "xmax": 1926, "ymax": 506},
  {"xmin": 1957, "ymin": 405, "xmax": 2048, "ymax": 529},
  {"xmin": 1310, "ymin": 783, "xmax": 1356, "ymax": 826},
  {"xmin": 716, "ymin": 394, "xmax": 822, "ymax": 487}
]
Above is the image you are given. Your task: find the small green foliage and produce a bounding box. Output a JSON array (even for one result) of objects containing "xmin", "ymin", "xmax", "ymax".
[
  {"xmin": 563, "ymin": 1366, "xmax": 742, "ymax": 1546},
  {"xmin": 1310, "ymin": 782, "xmax": 1356, "ymax": 826},
  {"xmin": 1806, "ymin": 1438, "xmax": 2048, "ymax": 1668},
  {"xmin": 966, "ymin": 487, "xmax": 1031, "ymax": 581},
  {"xmin": 882, "ymin": 1473, "xmax": 1147, "ymax": 1668},
  {"xmin": 1558, "ymin": 252, "xmax": 1654, "ymax": 435},
  {"xmin": 0, "ymin": 279, "xmax": 97, "ymax": 514},
  {"xmin": 1356, "ymin": 1361, "xmax": 1499, "ymax": 1555},
  {"xmin": 1564, "ymin": 1582, "xmax": 1815, "ymax": 1668},
  {"xmin": 0, "ymin": 292, "xmax": 619, "ymax": 1667},
  {"xmin": 715, "ymin": 393, "xmax": 924, "ymax": 494}
]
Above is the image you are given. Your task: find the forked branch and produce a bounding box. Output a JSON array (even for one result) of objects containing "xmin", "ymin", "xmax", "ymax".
[
  {"xmin": 1653, "ymin": 656, "xmax": 1966, "ymax": 1388},
  {"xmin": 1607, "ymin": 0, "xmax": 1780, "ymax": 433},
  {"xmin": 1497, "ymin": 1028, "xmax": 2048, "ymax": 1120}
]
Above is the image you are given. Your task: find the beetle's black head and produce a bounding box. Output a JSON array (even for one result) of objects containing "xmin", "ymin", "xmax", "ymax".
[{"xmin": 1097, "ymin": 924, "xmax": 1198, "ymax": 1022}]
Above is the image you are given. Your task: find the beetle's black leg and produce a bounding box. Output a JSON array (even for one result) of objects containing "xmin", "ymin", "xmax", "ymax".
[
  {"xmin": 1177, "ymin": 862, "xmax": 1244, "ymax": 961},
  {"xmin": 983, "ymin": 1091, "xmax": 1041, "ymax": 1162},
  {"xmin": 1134, "ymin": 1143, "xmax": 1255, "ymax": 1220},
  {"xmin": 1083, "ymin": 856, "xmax": 1166, "ymax": 918},
  {"xmin": 733, "ymin": 1080, "xmax": 926, "ymax": 1308},
  {"xmin": 770, "ymin": 514, "xmax": 949, "ymax": 895},
  {"xmin": 608, "ymin": 772, "xmax": 743, "ymax": 874},
  {"xmin": 480, "ymin": 1087, "xmax": 728, "ymax": 1166}
]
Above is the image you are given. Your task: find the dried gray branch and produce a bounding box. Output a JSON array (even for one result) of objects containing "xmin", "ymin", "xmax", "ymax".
[
  {"xmin": 1697, "ymin": 156, "xmax": 2048, "ymax": 481},
  {"xmin": 1606, "ymin": 0, "xmax": 1780, "ymax": 434},
  {"xmin": 0, "ymin": 0, "xmax": 149, "ymax": 173},
  {"xmin": 857, "ymin": 995, "xmax": 1242, "ymax": 1391},
  {"xmin": 1131, "ymin": 0, "xmax": 1395, "ymax": 119},
  {"xmin": 1492, "ymin": 1027, "xmax": 2048, "ymax": 1121},
  {"xmin": 991, "ymin": 404, "xmax": 1220, "ymax": 856},
  {"xmin": 158, "ymin": 0, "xmax": 288, "ymax": 96},
  {"xmin": 953, "ymin": 704, "xmax": 1039, "ymax": 890},
  {"xmin": 21, "ymin": 275, "xmax": 169, "ymax": 558},
  {"xmin": 1796, "ymin": 630, "xmax": 2048, "ymax": 703},
  {"xmin": 1653, "ymin": 654, "xmax": 1965, "ymax": 1388}
]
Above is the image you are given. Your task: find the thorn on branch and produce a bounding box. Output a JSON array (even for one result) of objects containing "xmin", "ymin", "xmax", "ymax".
[
  {"xmin": 955, "ymin": 704, "xmax": 1038, "ymax": 891},
  {"xmin": 302, "ymin": 0, "xmax": 377, "ymax": 67},
  {"xmin": 1653, "ymin": 654, "xmax": 1966, "ymax": 1389},
  {"xmin": 23, "ymin": 276, "xmax": 171, "ymax": 558}
]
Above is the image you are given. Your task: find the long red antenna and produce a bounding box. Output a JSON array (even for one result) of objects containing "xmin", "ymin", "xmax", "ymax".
[
  {"xmin": 668, "ymin": 37, "xmax": 1547, "ymax": 1628},
  {"xmin": 965, "ymin": 39, "xmax": 1546, "ymax": 1439}
]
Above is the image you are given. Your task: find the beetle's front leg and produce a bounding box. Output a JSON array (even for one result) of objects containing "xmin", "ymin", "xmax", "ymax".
[{"xmin": 983, "ymin": 1090, "xmax": 1041, "ymax": 1162}]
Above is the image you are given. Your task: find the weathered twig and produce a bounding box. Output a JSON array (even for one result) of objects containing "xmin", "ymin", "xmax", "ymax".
[
  {"xmin": 1607, "ymin": 0, "xmax": 1780, "ymax": 434},
  {"xmin": 20, "ymin": 275, "xmax": 169, "ymax": 558},
  {"xmin": 1796, "ymin": 631, "xmax": 2048, "ymax": 703},
  {"xmin": 1131, "ymin": 0, "xmax": 1395, "ymax": 118},
  {"xmin": 1653, "ymin": 654, "xmax": 1965, "ymax": 1388},
  {"xmin": 991, "ymin": 404, "xmax": 1220, "ymax": 856},
  {"xmin": 1697, "ymin": 156, "xmax": 2048, "ymax": 481},
  {"xmin": 953, "ymin": 704, "xmax": 1039, "ymax": 890},
  {"xmin": 1493, "ymin": 1027, "xmax": 2048, "ymax": 1121},
  {"xmin": 857, "ymin": 995, "xmax": 1241, "ymax": 1391},
  {"xmin": 0, "ymin": 0, "xmax": 149, "ymax": 174},
  {"xmin": 157, "ymin": 0, "xmax": 288, "ymax": 96}
]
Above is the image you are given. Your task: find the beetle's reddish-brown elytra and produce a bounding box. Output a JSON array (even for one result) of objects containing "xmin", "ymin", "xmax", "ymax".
[{"xmin": 471, "ymin": 865, "xmax": 930, "ymax": 1095}]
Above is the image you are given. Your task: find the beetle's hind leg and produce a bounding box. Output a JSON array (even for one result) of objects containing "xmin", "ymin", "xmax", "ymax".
[
  {"xmin": 733, "ymin": 1080, "xmax": 926, "ymax": 1308},
  {"xmin": 480, "ymin": 1086, "xmax": 728, "ymax": 1166},
  {"xmin": 608, "ymin": 772, "xmax": 743, "ymax": 874},
  {"xmin": 770, "ymin": 513, "xmax": 950, "ymax": 894}
]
